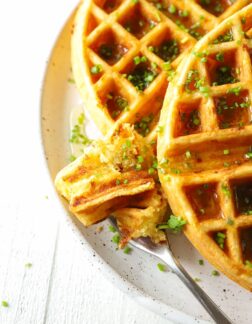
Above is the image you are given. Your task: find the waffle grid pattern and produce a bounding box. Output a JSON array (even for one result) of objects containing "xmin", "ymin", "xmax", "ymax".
[
  {"xmin": 158, "ymin": 5, "xmax": 252, "ymax": 290},
  {"xmin": 72, "ymin": 0, "xmax": 249, "ymax": 141}
]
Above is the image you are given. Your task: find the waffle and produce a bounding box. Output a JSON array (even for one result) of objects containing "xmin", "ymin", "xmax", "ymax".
[
  {"xmin": 158, "ymin": 4, "xmax": 252, "ymax": 291},
  {"xmin": 55, "ymin": 124, "xmax": 167, "ymax": 244},
  {"xmin": 72, "ymin": 0, "xmax": 250, "ymax": 143}
]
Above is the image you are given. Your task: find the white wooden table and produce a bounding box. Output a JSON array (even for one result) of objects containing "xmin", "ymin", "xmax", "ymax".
[{"xmin": 0, "ymin": 1, "xmax": 172, "ymax": 323}]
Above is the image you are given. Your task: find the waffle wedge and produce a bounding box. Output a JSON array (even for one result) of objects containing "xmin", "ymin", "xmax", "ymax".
[
  {"xmin": 158, "ymin": 4, "xmax": 252, "ymax": 291},
  {"xmin": 55, "ymin": 124, "xmax": 167, "ymax": 245},
  {"xmin": 72, "ymin": 0, "xmax": 249, "ymax": 143}
]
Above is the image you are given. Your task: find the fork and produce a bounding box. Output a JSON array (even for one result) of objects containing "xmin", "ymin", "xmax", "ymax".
[{"xmin": 110, "ymin": 218, "xmax": 232, "ymax": 324}]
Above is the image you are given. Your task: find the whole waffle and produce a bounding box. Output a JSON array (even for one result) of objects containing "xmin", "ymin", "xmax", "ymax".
[
  {"xmin": 158, "ymin": 4, "xmax": 252, "ymax": 291},
  {"xmin": 72, "ymin": 0, "xmax": 249, "ymax": 143}
]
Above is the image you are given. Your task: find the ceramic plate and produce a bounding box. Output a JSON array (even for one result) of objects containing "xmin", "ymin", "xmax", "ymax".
[{"xmin": 40, "ymin": 9, "xmax": 252, "ymax": 324}]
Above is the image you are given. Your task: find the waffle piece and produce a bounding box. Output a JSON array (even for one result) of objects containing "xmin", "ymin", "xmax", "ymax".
[
  {"xmin": 158, "ymin": 4, "xmax": 252, "ymax": 291},
  {"xmin": 114, "ymin": 186, "xmax": 167, "ymax": 246},
  {"xmin": 55, "ymin": 124, "xmax": 167, "ymax": 243},
  {"xmin": 72, "ymin": 0, "xmax": 249, "ymax": 143}
]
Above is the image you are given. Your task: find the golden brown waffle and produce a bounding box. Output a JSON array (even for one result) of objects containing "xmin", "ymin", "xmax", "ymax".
[
  {"xmin": 72, "ymin": 0, "xmax": 250, "ymax": 143},
  {"xmin": 158, "ymin": 4, "xmax": 252, "ymax": 291},
  {"xmin": 55, "ymin": 124, "xmax": 167, "ymax": 244}
]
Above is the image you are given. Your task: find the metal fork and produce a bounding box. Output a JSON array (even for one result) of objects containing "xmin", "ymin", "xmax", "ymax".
[{"xmin": 110, "ymin": 218, "xmax": 232, "ymax": 324}]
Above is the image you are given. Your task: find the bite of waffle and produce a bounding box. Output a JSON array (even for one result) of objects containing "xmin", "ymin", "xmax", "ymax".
[
  {"xmin": 158, "ymin": 4, "xmax": 252, "ymax": 291},
  {"xmin": 55, "ymin": 124, "xmax": 167, "ymax": 246},
  {"xmin": 72, "ymin": 0, "xmax": 250, "ymax": 143}
]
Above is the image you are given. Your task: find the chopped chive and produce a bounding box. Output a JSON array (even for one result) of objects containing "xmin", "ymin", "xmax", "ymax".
[
  {"xmin": 241, "ymin": 17, "xmax": 246, "ymax": 24},
  {"xmin": 148, "ymin": 167, "xmax": 155, "ymax": 175},
  {"xmin": 69, "ymin": 155, "xmax": 76, "ymax": 162},
  {"xmin": 112, "ymin": 233, "xmax": 120, "ymax": 244},
  {"xmin": 180, "ymin": 10, "xmax": 189, "ymax": 17},
  {"xmin": 137, "ymin": 155, "xmax": 144, "ymax": 163},
  {"xmin": 227, "ymin": 218, "xmax": 234, "ymax": 225},
  {"xmin": 193, "ymin": 117, "xmax": 200, "ymax": 125},
  {"xmin": 126, "ymin": 139, "xmax": 131, "ymax": 147},
  {"xmin": 157, "ymin": 215, "xmax": 186, "ymax": 232},
  {"xmin": 152, "ymin": 160, "xmax": 158, "ymax": 169},
  {"xmin": 215, "ymin": 232, "xmax": 226, "ymax": 249},
  {"xmin": 2, "ymin": 301, "xmax": 9, "ymax": 307},
  {"xmin": 227, "ymin": 86, "xmax": 241, "ymax": 96},
  {"xmin": 168, "ymin": 4, "xmax": 177, "ymax": 14},
  {"xmin": 223, "ymin": 149, "xmax": 230, "ymax": 155},
  {"xmin": 133, "ymin": 56, "xmax": 147, "ymax": 65},
  {"xmin": 245, "ymin": 260, "xmax": 252, "ymax": 268},
  {"xmin": 90, "ymin": 64, "xmax": 102, "ymax": 74},
  {"xmin": 135, "ymin": 163, "xmax": 142, "ymax": 171},
  {"xmin": 198, "ymin": 259, "xmax": 204, "ymax": 266},
  {"xmin": 25, "ymin": 263, "xmax": 32, "ymax": 268},
  {"xmin": 108, "ymin": 225, "xmax": 116, "ymax": 233},
  {"xmin": 211, "ymin": 270, "xmax": 220, "ymax": 276},
  {"xmin": 157, "ymin": 263, "xmax": 166, "ymax": 272},
  {"xmin": 221, "ymin": 184, "xmax": 231, "ymax": 198},
  {"xmin": 123, "ymin": 246, "xmax": 132, "ymax": 254},
  {"xmin": 199, "ymin": 86, "xmax": 210, "ymax": 97},
  {"xmin": 116, "ymin": 179, "xmax": 121, "ymax": 185},
  {"xmin": 215, "ymin": 53, "xmax": 224, "ymax": 62}
]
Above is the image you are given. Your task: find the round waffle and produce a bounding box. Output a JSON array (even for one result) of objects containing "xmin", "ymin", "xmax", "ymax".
[
  {"xmin": 72, "ymin": 0, "xmax": 249, "ymax": 143},
  {"xmin": 158, "ymin": 4, "xmax": 252, "ymax": 291}
]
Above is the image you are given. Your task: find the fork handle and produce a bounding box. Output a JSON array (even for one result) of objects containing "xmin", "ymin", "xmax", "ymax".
[{"xmin": 160, "ymin": 250, "xmax": 233, "ymax": 324}]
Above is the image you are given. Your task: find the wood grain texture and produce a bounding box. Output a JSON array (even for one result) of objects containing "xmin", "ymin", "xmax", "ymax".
[{"xmin": 0, "ymin": 0, "xmax": 172, "ymax": 323}]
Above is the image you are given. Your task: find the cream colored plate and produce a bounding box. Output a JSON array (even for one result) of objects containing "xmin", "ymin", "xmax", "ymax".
[{"xmin": 40, "ymin": 9, "xmax": 252, "ymax": 324}]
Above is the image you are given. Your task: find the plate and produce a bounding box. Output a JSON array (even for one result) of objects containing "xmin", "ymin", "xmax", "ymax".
[{"xmin": 40, "ymin": 9, "xmax": 252, "ymax": 324}]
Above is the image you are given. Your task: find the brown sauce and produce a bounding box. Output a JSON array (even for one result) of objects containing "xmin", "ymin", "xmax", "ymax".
[
  {"xmin": 240, "ymin": 227, "xmax": 252, "ymax": 262},
  {"xmin": 206, "ymin": 51, "xmax": 239, "ymax": 86},
  {"xmin": 104, "ymin": 93, "xmax": 128, "ymax": 120},
  {"xmin": 175, "ymin": 101, "xmax": 201, "ymax": 137},
  {"xmin": 97, "ymin": 0, "xmax": 122, "ymax": 13},
  {"xmin": 233, "ymin": 180, "xmax": 252, "ymax": 215},
  {"xmin": 98, "ymin": 43, "xmax": 128, "ymax": 65},
  {"xmin": 214, "ymin": 90, "xmax": 251, "ymax": 129},
  {"xmin": 147, "ymin": 0, "xmax": 206, "ymax": 39},
  {"xmin": 185, "ymin": 183, "xmax": 222, "ymax": 221},
  {"xmin": 123, "ymin": 13, "xmax": 157, "ymax": 39}
]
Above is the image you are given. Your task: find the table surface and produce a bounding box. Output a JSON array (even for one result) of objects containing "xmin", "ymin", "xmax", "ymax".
[{"xmin": 0, "ymin": 1, "xmax": 173, "ymax": 323}]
